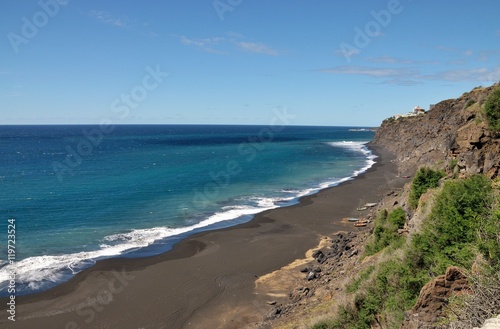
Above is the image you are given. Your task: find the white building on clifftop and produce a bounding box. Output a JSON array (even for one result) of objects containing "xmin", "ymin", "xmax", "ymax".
[{"xmin": 393, "ymin": 106, "xmax": 427, "ymax": 120}]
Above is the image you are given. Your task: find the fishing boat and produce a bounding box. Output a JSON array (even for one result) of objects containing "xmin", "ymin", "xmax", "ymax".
[{"xmin": 353, "ymin": 219, "xmax": 370, "ymax": 227}]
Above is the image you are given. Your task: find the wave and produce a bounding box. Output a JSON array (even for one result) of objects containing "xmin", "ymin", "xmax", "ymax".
[
  {"xmin": 326, "ymin": 141, "xmax": 377, "ymax": 177},
  {"xmin": 0, "ymin": 141, "xmax": 377, "ymax": 295},
  {"xmin": 0, "ymin": 198, "xmax": 281, "ymax": 295}
]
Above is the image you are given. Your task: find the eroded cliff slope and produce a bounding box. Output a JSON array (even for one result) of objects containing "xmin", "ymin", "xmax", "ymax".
[{"xmin": 372, "ymin": 83, "xmax": 500, "ymax": 179}]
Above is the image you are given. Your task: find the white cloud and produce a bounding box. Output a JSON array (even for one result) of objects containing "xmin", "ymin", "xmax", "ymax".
[
  {"xmin": 174, "ymin": 33, "xmax": 280, "ymax": 56},
  {"xmin": 234, "ymin": 41, "xmax": 279, "ymax": 56},
  {"xmin": 424, "ymin": 66, "xmax": 500, "ymax": 82},
  {"xmin": 173, "ymin": 35, "xmax": 226, "ymax": 54},
  {"xmin": 319, "ymin": 65, "xmax": 500, "ymax": 85},
  {"xmin": 320, "ymin": 66, "xmax": 418, "ymax": 78},
  {"xmin": 367, "ymin": 56, "xmax": 440, "ymax": 65},
  {"xmin": 89, "ymin": 10, "xmax": 130, "ymax": 28}
]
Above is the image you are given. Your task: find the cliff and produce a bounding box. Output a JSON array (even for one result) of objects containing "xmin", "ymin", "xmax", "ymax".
[
  {"xmin": 372, "ymin": 83, "xmax": 500, "ymax": 179},
  {"xmin": 373, "ymin": 83, "xmax": 500, "ymax": 329},
  {"xmin": 253, "ymin": 84, "xmax": 500, "ymax": 329}
]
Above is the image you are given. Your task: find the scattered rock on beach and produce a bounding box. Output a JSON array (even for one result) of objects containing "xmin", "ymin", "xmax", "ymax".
[
  {"xmin": 348, "ymin": 249, "xmax": 358, "ymax": 258},
  {"xmin": 267, "ymin": 307, "xmax": 282, "ymax": 319},
  {"xmin": 306, "ymin": 271, "xmax": 316, "ymax": 281},
  {"xmin": 312, "ymin": 250, "xmax": 326, "ymax": 264}
]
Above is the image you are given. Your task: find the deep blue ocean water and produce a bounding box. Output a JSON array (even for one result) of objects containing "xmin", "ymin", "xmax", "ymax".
[{"xmin": 0, "ymin": 125, "xmax": 375, "ymax": 295}]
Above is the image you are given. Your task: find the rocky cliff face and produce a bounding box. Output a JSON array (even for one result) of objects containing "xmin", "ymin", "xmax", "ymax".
[
  {"xmin": 401, "ymin": 266, "xmax": 470, "ymax": 329},
  {"xmin": 372, "ymin": 84, "xmax": 500, "ymax": 179},
  {"xmin": 372, "ymin": 83, "xmax": 500, "ymax": 329}
]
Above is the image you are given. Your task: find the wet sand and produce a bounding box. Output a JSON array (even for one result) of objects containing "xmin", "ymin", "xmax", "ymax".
[{"xmin": 0, "ymin": 146, "xmax": 403, "ymax": 329}]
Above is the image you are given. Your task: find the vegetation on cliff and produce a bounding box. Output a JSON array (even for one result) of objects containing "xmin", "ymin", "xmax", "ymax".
[
  {"xmin": 364, "ymin": 208, "xmax": 405, "ymax": 255},
  {"xmin": 307, "ymin": 84, "xmax": 500, "ymax": 329},
  {"xmin": 312, "ymin": 174, "xmax": 499, "ymax": 329},
  {"xmin": 484, "ymin": 88, "xmax": 500, "ymax": 133},
  {"xmin": 408, "ymin": 167, "xmax": 445, "ymax": 209}
]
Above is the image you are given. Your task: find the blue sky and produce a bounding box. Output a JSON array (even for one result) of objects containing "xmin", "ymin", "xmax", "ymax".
[{"xmin": 1, "ymin": 0, "xmax": 500, "ymax": 126}]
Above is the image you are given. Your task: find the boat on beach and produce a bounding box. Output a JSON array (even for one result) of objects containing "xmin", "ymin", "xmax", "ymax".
[{"xmin": 353, "ymin": 219, "xmax": 370, "ymax": 227}]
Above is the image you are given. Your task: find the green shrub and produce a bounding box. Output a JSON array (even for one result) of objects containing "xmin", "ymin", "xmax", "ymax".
[
  {"xmin": 465, "ymin": 99, "xmax": 476, "ymax": 108},
  {"xmin": 484, "ymin": 89, "xmax": 500, "ymax": 132},
  {"xmin": 478, "ymin": 210, "xmax": 500, "ymax": 269},
  {"xmin": 388, "ymin": 208, "xmax": 406, "ymax": 228},
  {"xmin": 409, "ymin": 168, "xmax": 445, "ymax": 209},
  {"xmin": 346, "ymin": 265, "xmax": 375, "ymax": 293},
  {"xmin": 365, "ymin": 208, "xmax": 405, "ymax": 256},
  {"xmin": 410, "ymin": 175, "xmax": 492, "ymax": 274},
  {"xmin": 310, "ymin": 175, "xmax": 499, "ymax": 329}
]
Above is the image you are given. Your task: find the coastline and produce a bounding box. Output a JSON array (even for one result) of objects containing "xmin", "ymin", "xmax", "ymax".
[{"xmin": 0, "ymin": 145, "xmax": 402, "ymax": 329}]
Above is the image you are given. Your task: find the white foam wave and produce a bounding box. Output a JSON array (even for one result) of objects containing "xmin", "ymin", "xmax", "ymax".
[
  {"xmin": 0, "ymin": 198, "xmax": 282, "ymax": 294},
  {"xmin": 327, "ymin": 141, "xmax": 378, "ymax": 177},
  {"xmin": 0, "ymin": 141, "xmax": 378, "ymax": 295}
]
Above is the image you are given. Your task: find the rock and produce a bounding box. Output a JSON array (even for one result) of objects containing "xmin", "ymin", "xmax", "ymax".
[
  {"xmin": 299, "ymin": 267, "xmax": 309, "ymax": 273},
  {"xmin": 306, "ymin": 271, "xmax": 316, "ymax": 281},
  {"xmin": 348, "ymin": 249, "xmax": 358, "ymax": 258},
  {"xmin": 266, "ymin": 300, "xmax": 277, "ymax": 305},
  {"xmin": 267, "ymin": 307, "xmax": 281, "ymax": 319},
  {"xmin": 372, "ymin": 84, "xmax": 500, "ymax": 180},
  {"xmin": 313, "ymin": 267, "xmax": 321, "ymax": 273},
  {"xmin": 401, "ymin": 266, "xmax": 469, "ymax": 329},
  {"xmin": 312, "ymin": 250, "xmax": 326, "ymax": 264}
]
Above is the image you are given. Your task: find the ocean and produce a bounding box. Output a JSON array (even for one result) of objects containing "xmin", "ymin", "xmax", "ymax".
[{"xmin": 0, "ymin": 125, "xmax": 375, "ymax": 295}]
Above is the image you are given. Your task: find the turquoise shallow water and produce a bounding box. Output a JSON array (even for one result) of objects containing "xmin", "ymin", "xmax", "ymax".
[{"xmin": 0, "ymin": 125, "xmax": 375, "ymax": 295}]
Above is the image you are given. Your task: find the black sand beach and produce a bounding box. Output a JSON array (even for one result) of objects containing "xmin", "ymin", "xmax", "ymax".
[{"xmin": 0, "ymin": 146, "xmax": 404, "ymax": 329}]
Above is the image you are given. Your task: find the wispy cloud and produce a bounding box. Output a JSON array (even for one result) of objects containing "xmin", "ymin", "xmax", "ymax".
[
  {"xmin": 366, "ymin": 56, "xmax": 439, "ymax": 65},
  {"xmin": 319, "ymin": 65, "xmax": 500, "ymax": 85},
  {"xmin": 424, "ymin": 66, "xmax": 500, "ymax": 82},
  {"xmin": 89, "ymin": 10, "xmax": 130, "ymax": 28},
  {"xmin": 174, "ymin": 33, "xmax": 280, "ymax": 56},
  {"xmin": 173, "ymin": 35, "xmax": 226, "ymax": 54},
  {"xmin": 320, "ymin": 66, "xmax": 418, "ymax": 78},
  {"xmin": 435, "ymin": 45, "xmax": 476, "ymax": 57},
  {"xmin": 234, "ymin": 41, "xmax": 280, "ymax": 56},
  {"xmin": 320, "ymin": 65, "xmax": 420, "ymax": 85}
]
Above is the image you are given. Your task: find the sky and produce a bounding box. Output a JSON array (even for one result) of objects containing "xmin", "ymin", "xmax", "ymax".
[{"xmin": 1, "ymin": 0, "xmax": 500, "ymax": 126}]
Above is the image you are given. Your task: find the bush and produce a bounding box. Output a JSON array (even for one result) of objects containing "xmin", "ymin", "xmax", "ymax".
[
  {"xmin": 311, "ymin": 175, "xmax": 499, "ymax": 329},
  {"xmin": 410, "ymin": 175, "xmax": 492, "ymax": 274},
  {"xmin": 365, "ymin": 208, "xmax": 405, "ymax": 256},
  {"xmin": 409, "ymin": 168, "xmax": 445, "ymax": 209},
  {"xmin": 484, "ymin": 89, "xmax": 500, "ymax": 132},
  {"xmin": 465, "ymin": 99, "xmax": 476, "ymax": 108}
]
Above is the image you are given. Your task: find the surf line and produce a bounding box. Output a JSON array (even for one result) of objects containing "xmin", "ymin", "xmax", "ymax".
[{"xmin": 192, "ymin": 107, "xmax": 296, "ymax": 210}]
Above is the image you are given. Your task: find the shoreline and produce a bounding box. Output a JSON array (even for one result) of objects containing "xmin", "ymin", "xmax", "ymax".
[{"xmin": 0, "ymin": 145, "xmax": 402, "ymax": 329}]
